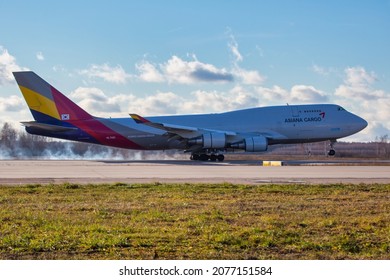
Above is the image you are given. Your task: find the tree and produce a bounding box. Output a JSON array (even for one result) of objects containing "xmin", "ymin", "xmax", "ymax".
[{"xmin": 0, "ymin": 122, "xmax": 18, "ymax": 157}]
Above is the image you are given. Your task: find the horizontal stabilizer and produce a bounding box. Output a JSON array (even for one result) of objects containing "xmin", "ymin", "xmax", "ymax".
[{"xmin": 21, "ymin": 121, "xmax": 78, "ymax": 132}]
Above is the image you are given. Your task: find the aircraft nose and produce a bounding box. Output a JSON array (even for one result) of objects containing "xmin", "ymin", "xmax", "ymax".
[
  {"xmin": 361, "ymin": 118, "xmax": 368, "ymax": 130},
  {"xmin": 353, "ymin": 115, "xmax": 368, "ymax": 133}
]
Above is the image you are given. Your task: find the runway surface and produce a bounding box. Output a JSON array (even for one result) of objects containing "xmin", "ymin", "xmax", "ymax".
[{"xmin": 0, "ymin": 160, "xmax": 390, "ymax": 184}]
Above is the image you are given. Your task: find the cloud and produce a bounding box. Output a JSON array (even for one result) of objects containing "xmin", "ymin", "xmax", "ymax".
[
  {"xmin": 74, "ymin": 33, "xmax": 259, "ymax": 87},
  {"xmin": 233, "ymin": 68, "xmax": 265, "ymax": 85},
  {"xmin": 36, "ymin": 51, "xmax": 45, "ymax": 61},
  {"xmin": 333, "ymin": 66, "xmax": 390, "ymax": 140},
  {"xmin": 164, "ymin": 55, "xmax": 234, "ymax": 84},
  {"xmin": 190, "ymin": 67, "xmax": 233, "ymax": 83},
  {"xmin": 256, "ymin": 85, "xmax": 288, "ymax": 102},
  {"xmin": 291, "ymin": 85, "xmax": 328, "ymax": 103},
  {"xmin": 347, "ymin": 97, "xmax": 390, "ymax": 141},
  {"xmin": 256, "ymin": 84, "xmax": 328, "ymax": 104},
  {"xmin": 136, "ymin": 52, "xmax": 264, "ymax": 85},
  {"xmin": 179, "ymin": 90, "xmax": 234, "ymax": 113},
  {"xmin": 127, "ymin": 92, "xmax": 181, "ymax": 115},
  {"xmin": 136, "ymin": 55, "xmax": 234, "ymax": 84},
  {"xmin": 70, "ymin": 87, "xmax": 108, "ymax": 102},
  {"xmin": 227, "ymin": 33, "xmax": 266, "ymax": 85},
  {"xmin": 65, "ymin": 83, "xmax": 265, "ymax": 118},
  {"xmin": 135, "ymin": 61, "xmax": 164, "ymax": 82},
  {"xmin": 52, "ymin": 65, "xmax": 70, "ymax": 75},
  {"xmin": 135, "ymin": 34, "xmax": 265, "ymax": 85},
  {"xmin": 179, "ymin": 87, "xmax": 261, "ymax": 114},
  {"xmin": 69, "ymin": 87, "xmax": 182, "ymax": 117},
  {"xmin": 0, "ymin": 95, "xmax": 29, "ymax": 129},
  {"xmin": 0, "ymin": 95, "xmax": 25, "ymax": 112},
  {"xmin": 0, "ymin": 46, "xmax": 28, "ymax": 85},
  {"xmin": 344, "ymin": 66, "xmax": 376, "ymax": 85},
  {"xmin": 70, "ymin": 87, "xmax": 121, "ymax": 113},
  {"xmin": 79, "ymin": 63, "xmax": 132, "ymax": 84},
  {"xmin": 80, "ymin": 58, "xmax": 235, "ymax": 85},
  {"xmin": 228, "ymin": 34, "xmax": 243, "ymax": 63},
  {"xmin": 311, "ymin": 64, "xmax": 337, "ymax": 77},
  {"xmin": 335, "ymin": 66, "xmax": 384, "ymax": 100}
]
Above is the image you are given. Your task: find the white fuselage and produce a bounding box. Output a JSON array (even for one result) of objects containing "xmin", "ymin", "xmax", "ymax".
[{"xmin": 106, "ymin": 104, "xmax": 367, "ymax": 150}]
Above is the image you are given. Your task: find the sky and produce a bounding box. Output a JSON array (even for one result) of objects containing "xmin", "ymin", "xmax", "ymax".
[{"xmin": 0, "ymin": 0, "xmax": 389, "ymax": 142}]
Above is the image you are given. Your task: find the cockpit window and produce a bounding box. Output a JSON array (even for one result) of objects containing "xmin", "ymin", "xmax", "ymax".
[{"xmin": 337, "ymin": 106, "xmax": 346, "ymax": 111}]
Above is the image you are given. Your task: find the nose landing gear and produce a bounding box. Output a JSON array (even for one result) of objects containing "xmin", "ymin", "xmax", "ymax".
[{"xmin": 328, "ymin": 140, "xmax": 336, "ymax": 156}]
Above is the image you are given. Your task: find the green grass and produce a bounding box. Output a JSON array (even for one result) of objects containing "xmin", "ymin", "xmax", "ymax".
[{"xmin": 0, "ymin": 183, "xmax": 389, "ymax": 260}]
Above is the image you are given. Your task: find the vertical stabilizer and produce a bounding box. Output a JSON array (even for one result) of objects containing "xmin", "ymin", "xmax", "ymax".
[{"xmin": 13, "ymin": 71, "xmax": 92, "ymax": 123}]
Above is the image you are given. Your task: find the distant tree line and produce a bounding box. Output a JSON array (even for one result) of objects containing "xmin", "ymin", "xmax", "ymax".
[{"xmin": 0, "ymin": 122, "xmax": 389, "ymax": 159}]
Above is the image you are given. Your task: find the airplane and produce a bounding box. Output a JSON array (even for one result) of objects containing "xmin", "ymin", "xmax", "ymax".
[{"xmin": 13, "ymin": 71, "xmax": 368, "ymax": 161}]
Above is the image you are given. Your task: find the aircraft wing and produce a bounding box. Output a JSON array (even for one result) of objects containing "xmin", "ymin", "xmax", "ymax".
[
  {"xmin": 130, "ymin": 113, "xmax": 236, "ymax": 138},
  {"xmin": 21, "ymin": 121, "xmax": 78, "ymax": 132}
]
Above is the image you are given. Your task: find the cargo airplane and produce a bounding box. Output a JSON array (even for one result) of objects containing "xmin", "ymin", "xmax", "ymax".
[{"xmin": 13, "ymin": 71, "xmax": 367, "ymax": 161}]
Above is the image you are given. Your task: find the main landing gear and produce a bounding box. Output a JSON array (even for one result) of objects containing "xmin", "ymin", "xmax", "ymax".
[{"xmin": 190, "ymin": 153, "xmax": 225, "ymax": 162}]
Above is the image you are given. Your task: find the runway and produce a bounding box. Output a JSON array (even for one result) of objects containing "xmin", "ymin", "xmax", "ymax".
[{"xmin": 0, "ymin": 160, "xmax": 390, "ymax": 184}]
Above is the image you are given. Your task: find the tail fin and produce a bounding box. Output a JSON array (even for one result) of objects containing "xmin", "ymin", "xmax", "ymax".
[{"xmin": 13, "ymin": 71, "xmax": 92, "ymax": 123}]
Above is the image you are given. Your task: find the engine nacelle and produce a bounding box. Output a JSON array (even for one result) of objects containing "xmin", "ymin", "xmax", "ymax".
[
  {"xmin": 188, "ymin": 132, "xmax": 226, "ymax": 149},
  {"xmin": 231, "ymin": 136, "xmax": 268, "ymax": 152}
]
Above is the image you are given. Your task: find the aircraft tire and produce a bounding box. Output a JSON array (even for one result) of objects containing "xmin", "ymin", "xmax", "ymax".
[
  {"xmin": 200, "ymin": 154, "xmax": 210, "ymax": 161},
  {"xmin": 217, "ymin": 154, "xmax": 225, "ymax": 162},
  {"xmin": 210, "ymin": 154, "xmax": 217, "ymax": 161},
  {"xmin": 328, "ymin": 149, "xmax": 336, "ymax": 156},
  {"xmin": 191, "ymin": 154, "xmax": 200, "ymax": 161}
]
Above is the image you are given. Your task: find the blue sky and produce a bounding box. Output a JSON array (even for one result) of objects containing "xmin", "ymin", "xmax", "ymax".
[{"xmin": 0, "ymin": 0, "xmax": 389, "ymax": 141}]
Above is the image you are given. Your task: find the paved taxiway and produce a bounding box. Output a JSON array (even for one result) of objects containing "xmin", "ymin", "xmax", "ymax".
[{"xmin": 0, "ymin": 160, "xmax": 389, "ymax": 184}]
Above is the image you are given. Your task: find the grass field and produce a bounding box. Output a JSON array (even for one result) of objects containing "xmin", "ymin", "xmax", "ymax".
[{"xmin": 0, "ymin": 183, "xmax": 389, "ymax": 260}]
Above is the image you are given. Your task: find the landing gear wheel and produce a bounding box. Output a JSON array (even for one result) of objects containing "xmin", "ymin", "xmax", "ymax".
[
  {"xmin": 191, "ymin": 154, "xmax": 200, "ymax": 161},
  {"xmin": 328, "ymin": 140, "xmax": 336, "ymax": 156},
  {"xmin": 200, "ymin": 154, "xmax": 210, "ymax": 161},
  {"xmin": 217, "ymin": 154, "xmax": 225, "ymax": 162},
  {"xmin": 210, "ymin": 154, "xmax": 217, "ymax": 162}
]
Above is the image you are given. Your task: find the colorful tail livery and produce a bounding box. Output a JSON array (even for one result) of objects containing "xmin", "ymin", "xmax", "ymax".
[
  {"xmin": 13, "ymin": 71, "xmax": 142, "ymax": 149},
  {"xmin": 13, "ymin": 71, "xmax": 368, "ymax": 161}
]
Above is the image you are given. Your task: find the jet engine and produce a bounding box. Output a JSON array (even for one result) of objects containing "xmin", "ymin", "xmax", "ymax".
[
  {"xmin": 230, "ymin": 136, "xmax": 268, "ymax": 152},
  {"xmin": 188, "ymin": 132, "xmax": 226, "ymax": 149}
]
